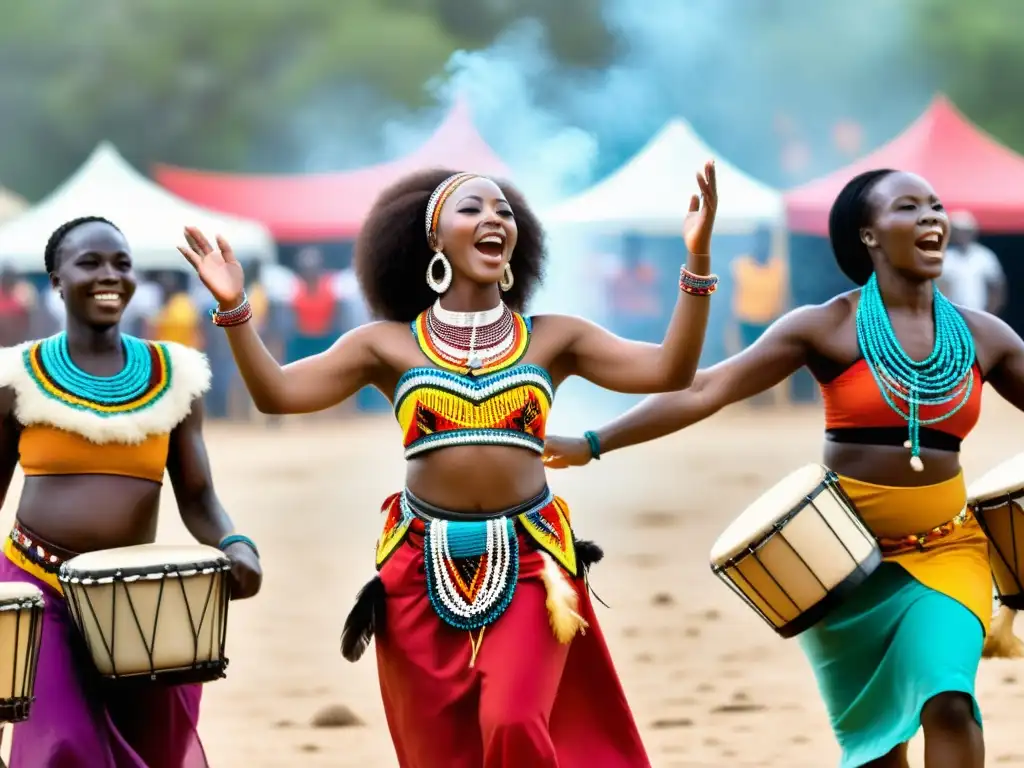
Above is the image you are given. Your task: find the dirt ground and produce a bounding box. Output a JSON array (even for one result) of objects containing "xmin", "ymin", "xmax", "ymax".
[{"xmin": 4, "ymin": 392, "xmax": 1024, "ymax": 767}]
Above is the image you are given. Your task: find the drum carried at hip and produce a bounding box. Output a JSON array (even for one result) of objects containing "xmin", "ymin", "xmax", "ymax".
[
  {"xmin": 0, "ymin": 582, "xmax": 44, "ymax": 723},
  {"xmin": 58, "ymin": 543, "xmax": 232, "ymax": 685},
  {"xmin": 967, "ymin": 453, "xmax": 1024, "ymax": 610},
  {"xmin": 709, "ymin": 463, "xmax": 882, "ymax": 638}
]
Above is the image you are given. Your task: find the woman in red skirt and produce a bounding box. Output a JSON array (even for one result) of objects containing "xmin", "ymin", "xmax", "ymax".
[{"xmin": 179, "ymin": 163, "xmax": 719, "ymax": 767}]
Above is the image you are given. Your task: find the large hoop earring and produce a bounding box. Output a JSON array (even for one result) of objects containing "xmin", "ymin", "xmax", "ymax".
[
  {"xmin": 499, "ymin": 263, "xmax": 514, "ymax": 292},
  {"xmin": 426, "ymin": 251, "xmax": 452, "ymax": 294}
]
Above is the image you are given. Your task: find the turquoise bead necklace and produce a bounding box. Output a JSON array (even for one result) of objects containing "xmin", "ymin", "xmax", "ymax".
[
  {"xmin": 37, "ymin": 332, "xmax": 153, "ymax": 405},
  {"xmin": 855, "ymin": 273, "xmax": 975, "ymax": 471}
]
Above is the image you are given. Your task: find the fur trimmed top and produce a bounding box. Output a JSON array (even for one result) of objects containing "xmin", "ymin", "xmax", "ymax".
[{"xmin": 0, "ymin": 336, "xmax": 211, "ymax": 483}]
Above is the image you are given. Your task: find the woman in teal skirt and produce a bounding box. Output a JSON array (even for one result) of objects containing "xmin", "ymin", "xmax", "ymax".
[{"xmin": 542, "ymin": 169, "xmax": 1024, "ymax": 766}]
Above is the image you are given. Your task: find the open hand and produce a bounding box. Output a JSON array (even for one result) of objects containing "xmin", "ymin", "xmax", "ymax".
[
  {"xmin": 683, "ymin": 160, "xmax": 718, "ymax": 256},
  {"xmin": 178, "ymin": 226, "xmax": 245, "ymax": 308},
  {"xmin": 224, "ymin": 542, "xmax": 263, "ymax": 600},
  {"xmin": 542, "ymin": 435, "xmax": 593, "ymax": 469}
]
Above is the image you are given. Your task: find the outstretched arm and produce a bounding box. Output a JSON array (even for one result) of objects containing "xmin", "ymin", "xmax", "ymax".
[
  {"xmin": 168, "ymin": 399, "xmax": 262, "ymax": 600},
  {"xmin": 179, "ymin": 228, "xmax": 382, "ymax": 415},
  {"xmin": 554, "ymin": 162, "xmax": 718, "ymax": 394},
  {"xmin": 544, "ymin": 307, "xmax": 816, "ymax": 466}
]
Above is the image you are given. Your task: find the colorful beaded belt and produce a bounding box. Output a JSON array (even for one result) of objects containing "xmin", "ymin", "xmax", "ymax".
[
  {"xmin": 876, "ymin": 506, "xmax": 971, "ymax": 556},
  {"xmin": 8, "ymin": 522, "xmax": 74, "ymax": 573},
  {"xmin": 404, "ymin": 488, "xmax": 555, "ymax": 632}
]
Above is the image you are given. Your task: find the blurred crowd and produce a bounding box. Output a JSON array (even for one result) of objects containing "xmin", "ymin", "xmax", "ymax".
[
  {"xmin": 0, "ymin": 214, "xmax": 1005, "ymax": 420},
  {"xmin": 0, "ymin": 246, "xmax": 385, "ymax": 420}
]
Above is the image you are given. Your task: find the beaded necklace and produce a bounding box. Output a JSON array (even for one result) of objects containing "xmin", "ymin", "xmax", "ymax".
[
  {"xmin": 37, "ymin": 333, "xmax": 156, "ymax": 405},
  {"xmin": 855, "ymin": 273, "xmax": 975, "ymax": 471},
  {"xmin": 420, "ymin": 300, "xmax": 527, "ymax": 375}
]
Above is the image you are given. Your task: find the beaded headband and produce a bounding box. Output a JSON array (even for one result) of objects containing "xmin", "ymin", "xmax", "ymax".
[{"xmin": 425, "ymin": 172, "xmax": 481, "ymax": 250}]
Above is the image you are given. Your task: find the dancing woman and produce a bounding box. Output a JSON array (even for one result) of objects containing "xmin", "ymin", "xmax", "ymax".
[
  {"xmin": 179, "ymin": 164, "xmax": 719, "ymax": 767},
  {"xmin": 0, "ymin": 217, "xmax": 262, "ymax": 767},
  {"xmin": 543, "ymin": 170, "xmax": 1024, "ymax": 768}
]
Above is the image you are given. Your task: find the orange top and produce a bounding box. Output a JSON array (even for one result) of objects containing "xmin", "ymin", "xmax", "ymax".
[
  {"xmin": 19, "ymin": 425, "xmax": 169, "ymax": 484},
  {"xmin": 820, "ymin": 359, "xmax": 983, "ymax": 445}
]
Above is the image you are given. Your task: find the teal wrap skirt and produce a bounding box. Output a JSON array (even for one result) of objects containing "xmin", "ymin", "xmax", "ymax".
[{"xmin": 799, "ymin": 563, "xmax": 984, "ymax": 767}]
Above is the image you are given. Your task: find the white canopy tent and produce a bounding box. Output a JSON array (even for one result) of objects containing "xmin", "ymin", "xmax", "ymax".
[
  {"xmin": 0, "ymin": 187, "xmax": 27, "ymax": 225},
  {"xmin": 546, "ymin": 119, "xmax": 784, "ymax": 235},
  {"xmin": 0, "ymin": 142, "xmax": 276, "ymax": 272}
]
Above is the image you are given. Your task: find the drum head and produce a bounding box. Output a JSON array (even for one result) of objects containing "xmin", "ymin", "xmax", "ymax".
[
  {"xmin": 968, "ymin": 453, "xmax": 1024, "ymax": 506},
  {"xmin": 60, "ymin": 544, "xmax": 229, "ymax": 581},
  {"xmin": 0, "ymin": 581, "xmax": 44, "ymax": 608},
  {"xmin": 710, "ymin": 463, "xmax": 832, "ymax": 566}
]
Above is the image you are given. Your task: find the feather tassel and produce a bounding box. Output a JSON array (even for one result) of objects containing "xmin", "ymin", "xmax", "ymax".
[
  {"xmin": 539, "ymin": 551, "xmax": 588, "ymax": 643},
  {"xmin": 340, "ymin": 575, "xmax": 386, "ymax": 663},
  {"xmin": 983, "ymin": 605, "xmax": 1024, "ymax": 659}
]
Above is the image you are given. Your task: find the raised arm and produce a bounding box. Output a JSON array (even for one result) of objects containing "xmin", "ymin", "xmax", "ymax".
[
  {"xmin": 167, "ymin": 399, "xmax": 262, "ymax": 600},
  {"xmin": 0, "ymin": 388, "xmax": 18, "ymax": 509},
  {"xmin": 554, "ymin": 162, "xmax": 718, "ymax": 393},
  {"xmin": 544, "ymin": 306, "xmax": 818, "ymax": 467},
  {"xmin": 179, "ymin": 228, "xmax": 381, "ymax": 415}
]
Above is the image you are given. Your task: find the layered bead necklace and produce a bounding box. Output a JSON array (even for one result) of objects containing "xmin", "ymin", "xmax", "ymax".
[
  {"xmin": 425, "ymin": 300, "xmax": 516, "ymax": 372},
  {"xmin": 37, "ymin": 332, "xmax": 154, "ymax": 407},
  {"xmin": 856, "ymin": 273, "xmax": 975, "ymax": 471}
]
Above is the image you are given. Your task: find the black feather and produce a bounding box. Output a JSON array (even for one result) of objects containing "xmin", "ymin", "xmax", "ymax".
[
  {"xmin": 575, "ymin": 539, "xmax": 604, "ymax": 569},
  {"xmin": 341, "ymin": 575, "xmax": 386, "ymax": 663},
  {"xmin": 574, "ymin": 538, "xmax": 610, "ymax": 608}
]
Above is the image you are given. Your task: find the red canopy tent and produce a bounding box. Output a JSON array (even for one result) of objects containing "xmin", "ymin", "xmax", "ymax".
[
  {"xmin": 153, "ymin": 97, "xmax": 510, "ymax": 242},
  {"xmin": 786, "ymin": 95, "xmax": 1024, "ymax": 235}
]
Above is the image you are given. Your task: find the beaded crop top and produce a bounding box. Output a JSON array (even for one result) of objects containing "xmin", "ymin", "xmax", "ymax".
[
  {"xmin": 395, "ymin": 310, "xmax": 552, "ymax": 459},
  {"xmin": 819, "ymin": 358, "xmax": 983, "ymax": 452},
  {"xmin": 0, "ymin": 334, "xmax": 211, "ymax": 483}
]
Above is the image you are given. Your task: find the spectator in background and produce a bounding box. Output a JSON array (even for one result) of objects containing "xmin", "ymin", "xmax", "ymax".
[
  {"xmin": 0, "ymin": 264, "xmax": 31, "ymax": 346},
  {"xmin": 121, "ymin": 271, "xmax": 162, "ymax": 338},
  {"xmin": 731, "ymin": 225, "xmax": 787, "ymax": 404},
  {"xmin": 147, "ymin": 271, "xmax": 202, "ymax": 348},
  {"xmin": 940, "ymin": 210, "xmax": 1007, "ymax": 314},
  {"xmin": 287, "ymin": 247, "xmax": 338, "ymax": 363},
  {"xmin": 731, "ymin": 225, "xmax": 786, "ymax": 351},
  {"xmin": 605, "ymin": 238, "xmax": 662, "ymax": 343}
]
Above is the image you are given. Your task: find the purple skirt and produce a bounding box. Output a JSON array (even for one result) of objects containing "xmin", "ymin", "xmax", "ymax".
[{"xmin": 0, "ymin": 555, "xmax": 209, "ymax": 767}]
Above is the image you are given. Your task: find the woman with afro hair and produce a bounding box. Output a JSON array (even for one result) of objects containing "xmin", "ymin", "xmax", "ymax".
[
  {"xmin": 180, "ymin": 163, "xmax": 719, "ymax": 768},
  {"xmin": 543, "ymin": 168, "xmax": 1024, "ymax": 767}
]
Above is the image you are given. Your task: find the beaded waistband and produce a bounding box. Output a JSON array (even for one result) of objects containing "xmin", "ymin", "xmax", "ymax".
[
  {"xmin": 402, "ymin": 487, "xmax": 554, "ymax": 522},
  {"xmin": 877, "ymin": 506, "xmax": 972, "ymax": 556},
  {"xmin": 8, "ymin": 522, "xmax": 76, "ymax": 573}
]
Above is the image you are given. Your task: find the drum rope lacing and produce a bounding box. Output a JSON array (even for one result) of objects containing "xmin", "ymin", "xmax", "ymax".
[{"xmin": 856, "ymin": 273, "xmax": 975, "ymax": 472}]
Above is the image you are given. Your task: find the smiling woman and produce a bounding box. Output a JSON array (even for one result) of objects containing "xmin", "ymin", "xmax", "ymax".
[
  {"xmin": 181, "ymin": 162, "xmax": 720, "ymax": 767},
  {"xmin": 0, "ymin": 216, "xmax": 263, "ymax": 767},
  {"xmin": 542, "ymin": 169, "xmax": 1024, "ymax": 768}
]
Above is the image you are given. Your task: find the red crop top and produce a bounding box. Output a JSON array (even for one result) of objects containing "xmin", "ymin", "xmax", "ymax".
[{"xmin": 819, "ymin": 359, "xmax": 983, "ymax": 451}]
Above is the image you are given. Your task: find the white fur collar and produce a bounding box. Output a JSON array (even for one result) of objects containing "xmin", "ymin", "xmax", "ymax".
[{"xmin": 0, "ymin": 339, "xmax": 211, "ymax": 445}]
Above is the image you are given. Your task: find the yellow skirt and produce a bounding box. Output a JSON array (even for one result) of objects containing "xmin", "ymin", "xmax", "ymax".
[{"xmin": 837, "ymin": 471, "xmax": 991, "ymax": 634}]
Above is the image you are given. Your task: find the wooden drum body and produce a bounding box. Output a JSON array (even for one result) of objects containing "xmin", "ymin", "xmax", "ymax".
[
  {"xmin": 968, "ymin": 454, "xmax": 1024, "ymax": 610},
  {"xmin": 710, "ymin": 464, "xmax": 882, "ymax": 638},
  {"xmin": 0, "ymin": 582, "xmax": 45, "ymax": 723},
  {"xmin": 58, "ymin": 544, "xmax": 231, "ymax": 685}
]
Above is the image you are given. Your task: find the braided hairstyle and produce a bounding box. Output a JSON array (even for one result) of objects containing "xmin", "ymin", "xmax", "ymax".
[
  {"xmin": 44, "ymin": 216, "xmax": 121, "ymax": 274},
  {"xmin": 354, "ymin": 169, "xmax": 546, "ymax": 323},
  {"xmin": 827, "ymin": 169, "xmax": 896, "ymax": 286}
]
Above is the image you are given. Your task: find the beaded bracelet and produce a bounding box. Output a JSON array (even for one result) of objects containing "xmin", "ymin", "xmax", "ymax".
[
  {"xmin": 218, "ymin": 534, "xmax": 260, "ymax": 558},
  {"xmin": 583, "ymin": 430, "xmax": 602, "ymax": 460},
  {"xmin": 210, "ymin": 294, "xmax": 253, "ymax": 328},
  {"xmin": 679, "ymin": 266, "xmax": 719, "ymax": 297}
]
